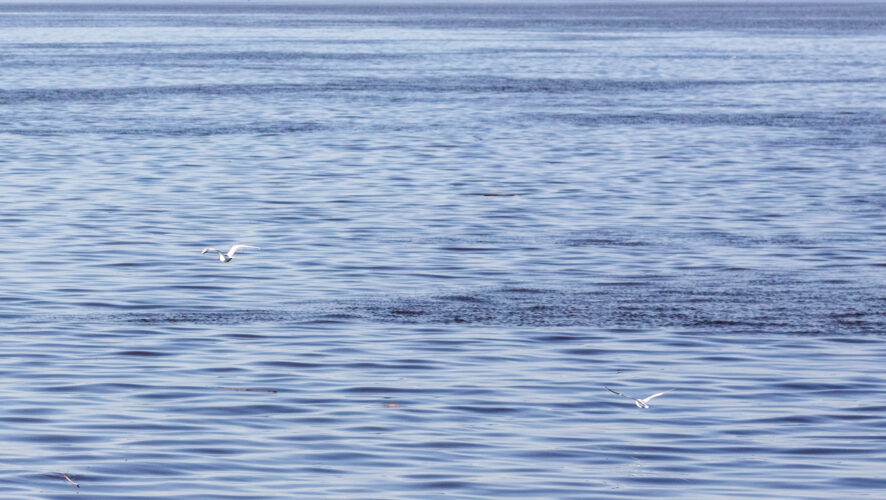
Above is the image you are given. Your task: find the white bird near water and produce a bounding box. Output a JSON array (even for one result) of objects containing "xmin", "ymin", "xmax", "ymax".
[
  {"xmin": 201, "ymin": 244, "xmax": 260, "ymax": 262},
  {"xmin": 606, "ymin": 386, "xmax": 674, "ymax": 408}
]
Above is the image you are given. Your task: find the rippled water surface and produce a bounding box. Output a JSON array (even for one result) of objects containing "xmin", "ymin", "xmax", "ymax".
[{"xmin": 2, "ymin": 2, "xmax": 886, "ymax": 498}]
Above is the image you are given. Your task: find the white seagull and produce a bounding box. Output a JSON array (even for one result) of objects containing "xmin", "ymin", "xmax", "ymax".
[
  {"xmin": 201, "ymin": 244, "xmax": 260, "ymax": 263},
  {"xmin": 606, "ymin": 386, "xmax": 674, "ymax": 408}
]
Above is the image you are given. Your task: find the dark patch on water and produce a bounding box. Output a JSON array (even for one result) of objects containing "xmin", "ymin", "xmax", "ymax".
[
  {"xmin": 538, "ymin": 110, "xmax": 886, "ymax": 131},
  {"xmin": 3, "ymin": 78, "xmax": 882, "ymax": 106},
  {"xmin": 109, "ymin": 272, "xmax": 886, "ymax": 335},
  {"xmin": 3, "ymin": 121, "xmax": 328, "ymax": 137}
]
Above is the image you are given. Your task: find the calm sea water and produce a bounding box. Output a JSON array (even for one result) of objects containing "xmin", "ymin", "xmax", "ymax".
[{"xmin": 2, "ymin": 2, "xmax": 886, "ymax": 498}]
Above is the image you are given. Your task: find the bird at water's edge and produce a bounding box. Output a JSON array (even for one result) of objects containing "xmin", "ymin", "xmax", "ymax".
[
  {"xmin": 606, "ymin": 386, "xmax": 674, "ymax": 408},
  {"xmin": 201, "ymin": 244, "xmax": 260, "ymax": 262}
]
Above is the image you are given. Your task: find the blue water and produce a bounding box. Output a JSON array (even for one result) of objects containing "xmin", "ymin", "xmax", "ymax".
[{"xmin": 2, "ymin": 2, "xmax": 886, "ymax": 498}]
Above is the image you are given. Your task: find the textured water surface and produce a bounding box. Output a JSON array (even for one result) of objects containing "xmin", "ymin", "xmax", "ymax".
[{"xmin": 2, "ymin": 2, "xmax": 886, "ymax": 498}]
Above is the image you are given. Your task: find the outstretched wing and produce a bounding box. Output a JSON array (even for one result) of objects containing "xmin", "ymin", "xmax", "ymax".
[
  {"xmin": 201, "ymin": 247, "xmax": 218, "ymax": 254},
  {"xmin": 606, "ymin": 386, "xmax": 636, "ymax": 401},
  {"xmin": 227, "ymin": 244, "xmax": 260, "ymax": 257},
  {"xmin": 641, "ymin": 389, "xmax": 674, "ymax": 404}
]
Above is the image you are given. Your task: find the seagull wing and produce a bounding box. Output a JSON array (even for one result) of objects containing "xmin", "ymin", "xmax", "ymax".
[
  {"xmin": 202, "ymin": 247, "xmax": 218, "ymax": 254},
  {"xmin": 640, "ymin": 389, "xmax": 674, "ymax": 404},
  {"xmin": 606, "ymin": 386, "xmax": 636, "ymax": 401},
  {"xmin": 227, "ymin": 245, "xmax": 260, "ymax": 256}
]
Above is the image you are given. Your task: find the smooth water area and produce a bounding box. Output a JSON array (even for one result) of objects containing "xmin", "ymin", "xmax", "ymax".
[{"xmin": 1, "ymin": 2, "xmax": 886, "ymax": 498}]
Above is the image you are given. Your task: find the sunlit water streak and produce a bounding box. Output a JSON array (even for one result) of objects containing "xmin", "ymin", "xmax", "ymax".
[{"xmin": 1, "ymin": 2, "xmax": 886, "ymax": 498}]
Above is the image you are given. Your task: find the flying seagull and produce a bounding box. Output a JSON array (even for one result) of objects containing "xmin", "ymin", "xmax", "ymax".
[
  {"xmin": 606, "ymin": 386, "xmax": 674, "ymax": 408},
  {"xmin": 201, "ymin": 244, "xmax": 260, "ymax": 263}
]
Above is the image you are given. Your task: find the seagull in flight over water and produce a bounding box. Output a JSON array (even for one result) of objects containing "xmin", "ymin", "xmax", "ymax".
[
  {"xmin": 201, "ymin": 244, "xmax": 260, "ymax": 263},
  {"xmin": 606, "ymin": 386, "xmax": 674, "ymax": 408}
]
